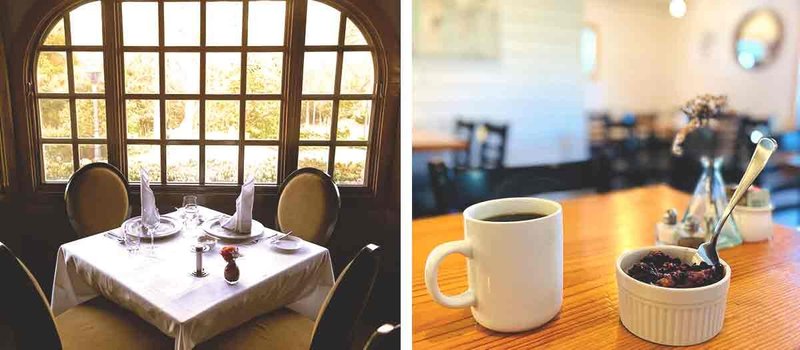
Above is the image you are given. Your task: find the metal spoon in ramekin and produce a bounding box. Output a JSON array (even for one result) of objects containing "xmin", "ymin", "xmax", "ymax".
[{"xmin": 696, "ymin": 137, "xmax": 777, "ymax": 266}]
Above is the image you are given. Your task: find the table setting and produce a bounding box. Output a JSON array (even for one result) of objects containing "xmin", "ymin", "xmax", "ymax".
[
  {"xmin": 51, "ymin": 172, "xmax": 335, "ymax": 350},
  {"xmin": 414, "ymin": 95, "xmax": 800, "ymax": 348}
]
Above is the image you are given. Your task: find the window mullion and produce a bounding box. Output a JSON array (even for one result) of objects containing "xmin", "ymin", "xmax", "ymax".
[
  {"xmin": 281, "ymin": 0, "xmax": 308, "ymax": 183},
  {"xmin": 102, "ymin": 0, "xmax": 123, "ymax": 171},
  {"xmin": 328, "ymin": 12, "xmax": 346, "ymax": 178},
  {"xmin": 63, "ymin": 14, "xmax": 81, "ymax": 172},
  {"xmin": 158, "ymin": 1, "xmax": 167, "ymax": 184},
  {"xmin": 199, "ymin": 0, "xmax": 207, "ymax": 185},
  {"xmin": 238, "ymin": 0, "xmax": 249, "ymax": 185}
]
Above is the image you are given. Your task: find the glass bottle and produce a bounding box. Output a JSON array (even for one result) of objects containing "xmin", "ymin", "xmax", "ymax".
[{"xmin": 681, "ymin": 156, "xmax": 742, "ymax": 249}]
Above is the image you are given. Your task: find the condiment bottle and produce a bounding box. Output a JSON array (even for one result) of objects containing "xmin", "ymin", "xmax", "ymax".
[{"xmin": 655, "ymin": 208, "xmax": 679, "ymax": 245}]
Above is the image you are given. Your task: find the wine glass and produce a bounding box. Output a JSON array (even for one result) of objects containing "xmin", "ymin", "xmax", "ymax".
[{"xmin": 143, "ymin": 211, "xmax": 160, "ymax": 255}]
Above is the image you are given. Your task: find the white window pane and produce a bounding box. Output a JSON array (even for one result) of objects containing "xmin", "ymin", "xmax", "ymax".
[
  {"xmin": 299, "ymin": 100, "xmax": 331, "ymax": 140},
  {"xmin": 166, "ymin": 53, "xmax": 200, "ymax": 94},
  {"xmin": 165, "ymin": 2, "xmax": 200, "ymax": 46},
  {"xmin": 43, "ymin": 19, "xmax": 66, "ymax": 46},
  {"xmin": 302, "ymin": 52, "xmax": 336, "ymax": 94},
  {"xmin": 70, "ymin": 1, "xmax": 103, "ymax": 45},
  {"xmin": 246, "ymin": 53, "xmax": 282, "ymax": 94},
  {"xmin": 166, "ymin": 100, "xmax": 199, "ymax": 139},
  {"xmin": 298, "ymin": 146, "xmax": 329, "ymax": 173},
  {"xmin": 337, "ymin": 100, "xmax": 371, "ymax": 141},
  {"xmin": 127, "ymin": 145, "xmax": 160, "ymax": 182},
  {"xmin": 244, "ymin": 146, "xmax": 278, "ymax": 184},
  {"xmin": 206, "ymin": 100, "xmax": 239, "ymax": 140},
  {"xmin": 245, "ymin": 101, "xmax": 280, "ymax": 140},
  {"xmin": 344, "ymin": 18, "xmax": 368, "ymax": 45},
  {"xmin": 43, "ymin": 144, "xmax": 74, "ymax": 182},
  {"xmin": 72, "ymin": 52, "xmax": 105, "ymax": 93},
  {"xmin": 167, "ymin": 145, "xmax": 199, "ymax": 183},
  {"xmin": 124, "ymin": 52, "xmax": 159, "ymax": 93},
  {"xmin": 248, "ymin": 1, "xmax": 285, "ymax": 46},
  {"xmin": 340, "ymin": 52, "xmax": 374, "ymax": 94},
  {"xmin": 126, "ymin": 99, "xmax": 160, "ymax": 139},
  {"xmin": 206, "ymin": 2, "xmax": 242, "ymax": 46},
  {"xmin": 38, "ymin": 99, "xmax": 71, "ymax": 138},
  {"xmin": 334, "ymin": 146, "xmax": 366, "ymax": 185},
  {"xmin": 206, "ymin": 53, "xmax": 241, "ymax": 94},
  {"xmin": 37, "ymin": 52, "xmax": 68, "ymax": 93},
  {"xmin": 122, "ymin": 2, "xmax": 159, "ymax": 46},
  {"xmin": 76, "ymin": 99, "xmax": 107, "ymax": 139},
  {"xmin": 206, "ymin": 145, "xmax": 238, "ymax": 183},
  {"xmin": 79, "ymin": 144, "xmax": 108, "ymax": 167},
  {"xmin": 305, "ymin": 0, "xmax": 340, "ymax": 45}
]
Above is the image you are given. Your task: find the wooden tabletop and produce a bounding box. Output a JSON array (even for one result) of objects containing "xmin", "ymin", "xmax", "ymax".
[
  {"xmin": 412, "ymin": 129, "xmax": 468, "ymax": 152},
  {"xmin": 412, "ymin": 185, "xmax": 800, "ymax": 349}
]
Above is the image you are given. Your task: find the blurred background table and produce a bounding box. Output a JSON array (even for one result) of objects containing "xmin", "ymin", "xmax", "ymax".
[
  {"xmin": 412, "ymin": 185, "xmax": 800, "ymax": 348},
  {"xmin": 412, "ymin": 129, "xmax": 468, "ymax": 152}
]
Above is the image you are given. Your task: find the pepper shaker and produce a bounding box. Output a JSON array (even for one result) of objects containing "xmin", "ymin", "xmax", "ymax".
[
  {"xmin": 192, "ymin": 244, "xmax": 208, "ymax": 277},
  {"xmin": 655, "ymin": 208, "xmax": 679, "ymax": 245},
  {"xmin": 677, "ymin": 216, "xmax": 705, "ymax": 249}
]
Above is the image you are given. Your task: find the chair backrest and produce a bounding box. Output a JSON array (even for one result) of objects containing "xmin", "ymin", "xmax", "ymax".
[
  {"xmin": 65, "ymin": 162, "xmax": 130, "ymax": 237},
  {"xmin": 477, "ymin": 122, "xmax": 507, "ymax": 169},
  {"xmin": 276, "ymin": 168, "xmax": 341, "ymax": 246},
  {"xmin": 454, "ymin": 119, "xmax": 475, "ymax": 168},
  {"xmin": 363, "ymin": 324, "xmax": 400, "ymax": 350},
  {"xmin": 310, "ymin": 244, "xmax": 381, "ymax": 350},
  {"xmin": 0, "ymin": 242, "xmax": 62, "ymax": 349}
]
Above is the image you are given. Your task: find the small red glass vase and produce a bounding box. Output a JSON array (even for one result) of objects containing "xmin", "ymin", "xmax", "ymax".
[{"xmin": 224, "ymin": 260, "xmax": 239, "ymax": 285}]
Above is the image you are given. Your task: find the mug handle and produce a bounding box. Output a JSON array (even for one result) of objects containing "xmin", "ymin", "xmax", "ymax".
[{"xmin": 424, "ymin": 240, "xmax": 476, "ymax": 308}]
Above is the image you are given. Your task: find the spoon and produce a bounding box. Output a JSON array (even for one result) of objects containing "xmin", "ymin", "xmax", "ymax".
[
  {"xmin": 696, "ymin": 137, "xmax": 778, "ymax": 266},
  {"xmin": 272, "ymin": 230, "xmax": 294, "ymax": 242}
]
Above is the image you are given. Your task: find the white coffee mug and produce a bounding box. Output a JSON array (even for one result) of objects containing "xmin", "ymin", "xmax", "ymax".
[{"xmin": 425, "ymin": 197, "xmax": 564, "ymax": 332}]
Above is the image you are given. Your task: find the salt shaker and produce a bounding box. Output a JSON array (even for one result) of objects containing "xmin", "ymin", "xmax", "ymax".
[
  {"xmin": 655, "ymin": 208, "xmax": 679, "ymax": 245},
  {"xmin": 677, "ymin": 216, "xmax": 705, "ymax": 249},
  {"xmin": 192, "ymin": 244, "xmax": 207, "ymax": 277}
]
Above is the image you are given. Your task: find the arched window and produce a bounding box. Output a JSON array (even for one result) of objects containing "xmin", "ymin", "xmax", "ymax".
[{"xmin": 33, "ymin": 0, "xmax": 382, "ymax": 190}]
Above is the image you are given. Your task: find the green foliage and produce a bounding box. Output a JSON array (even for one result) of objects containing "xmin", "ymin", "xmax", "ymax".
[{"xmin": 334, "ymin": 160, "xmax": 366, "ymax": 184}]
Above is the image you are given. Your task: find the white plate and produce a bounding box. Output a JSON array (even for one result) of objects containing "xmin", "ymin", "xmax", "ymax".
[
  {"xmin": 201, "ymin": 217, "xmax": 265, "ymax": 241},
  {"xmin": 271, "ymin": 236, "xmax": 302, "ymax": 252},
  {"xmin": 123, "ymin": 216, "xmax": 182, "ymax": 239}
]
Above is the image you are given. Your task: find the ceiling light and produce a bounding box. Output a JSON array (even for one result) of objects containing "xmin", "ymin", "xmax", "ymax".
[{"xmin": 670, "ymin": 0, "xmax": 687, "ymax": 18}]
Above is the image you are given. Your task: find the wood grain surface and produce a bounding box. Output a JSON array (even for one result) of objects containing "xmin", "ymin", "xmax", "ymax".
[
  {"xmin": 412, "ymin": 185, "xmax": 800, "ymax": 349},
  {"xmin": 412, "ymin": 129, "xmax": 468, "ymax": 152}
]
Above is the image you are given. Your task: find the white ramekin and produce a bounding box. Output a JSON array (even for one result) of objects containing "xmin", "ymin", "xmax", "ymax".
[
  {"xmin": 615, "ymin": 246, "xmax": 731, "ymax": 346},
  {"xmin": 733, "ymin": 205, "xmax": 774, "ymax": 242}
]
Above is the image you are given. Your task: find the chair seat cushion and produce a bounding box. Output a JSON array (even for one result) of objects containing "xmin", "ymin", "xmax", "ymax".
[
  {"xmin": 55, "ymin": 297, "xmax": 172, "ymax": 350},
  {"xmin": 197, "ymin": 308, "xmax": 313, "ymax": 350}
]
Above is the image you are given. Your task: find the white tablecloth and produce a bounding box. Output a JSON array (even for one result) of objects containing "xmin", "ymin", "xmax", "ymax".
[{"xmin": 51, "ymin": 207, "xmax": 334, "ymax": 350}]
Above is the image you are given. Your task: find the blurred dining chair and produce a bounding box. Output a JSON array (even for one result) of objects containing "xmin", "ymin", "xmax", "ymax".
[
  {"xmin": 0, "ymin": 241, "xmax": 172, "ymax": 350},
  {"xmin": 198, "ymin": 243, "xmax": 382, "ymax": 350},
  {"xmin": 363, "ymin": 323, "xmax": 400, "ymax": 350},
  {"xmin": 477, "ymin": 122, "xmax": 508, "ymax": 169},
  {"xmin": 65, "ymin": 162, "xmax": 130, "ymax": 237},
  {"xmin": 276, "ymin": 167, "xmax": 341, "ymax": 246},
  {"xmin": 454, "ymin": 118, "xmax": 476, "ymax": 168}
]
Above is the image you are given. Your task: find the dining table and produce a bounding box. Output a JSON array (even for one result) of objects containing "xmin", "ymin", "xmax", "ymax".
[
  {"xmin": 412, "ymin": 129, "xmax": 469, "ymax": 152},
  {"xmin": 51, "ymin": 206, "xmax": 334, "ymax": 350},
  {"xmin": 412, "ymin": 185, "xmax": 800, "ymax": 348}
]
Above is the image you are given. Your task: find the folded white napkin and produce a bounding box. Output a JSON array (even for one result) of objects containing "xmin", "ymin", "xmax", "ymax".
[
  {"xmin": 222, "ymin": 176, "xmax": 255, "ymax": 233},
  {"xmin": 140, "ymin": 169, "xmax": 160, "ymax": 227}
]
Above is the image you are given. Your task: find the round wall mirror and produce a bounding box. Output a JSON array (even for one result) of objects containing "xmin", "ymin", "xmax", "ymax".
[{"xmin": 735, "ymin": 9, "xmax": 783, "ymax": 70}]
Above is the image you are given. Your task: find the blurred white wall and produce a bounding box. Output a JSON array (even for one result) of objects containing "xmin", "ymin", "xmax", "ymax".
[
  {"xmin": 585, "ymin": 0, "xmax": 800, "ymax": 131},
  {"xmin": 584, "ymin": 0, "xmax": 684, "ymax": 116},
  {"xmin": 413, "ymin": 0, "xmax": 588, "ymax": 166},
  {"xmin": 674, "ymin": 0, "xmax": 800, "ymax": 131}
]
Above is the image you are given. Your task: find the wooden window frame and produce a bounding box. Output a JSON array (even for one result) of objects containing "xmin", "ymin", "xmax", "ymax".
[{"xmin": 26, "ymin": 0, "xmax": 388, "ymax": 200}]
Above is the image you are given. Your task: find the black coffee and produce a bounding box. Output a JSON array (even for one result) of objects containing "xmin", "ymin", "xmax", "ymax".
[{"xmin": 482, "ymin": 213, "xmax": 546, "ymax": 222}]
